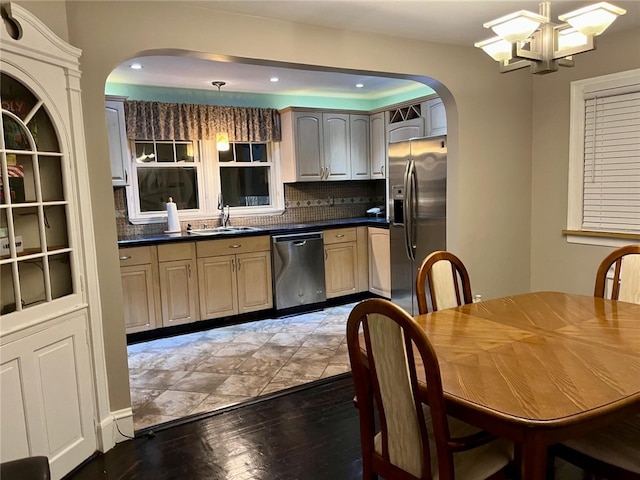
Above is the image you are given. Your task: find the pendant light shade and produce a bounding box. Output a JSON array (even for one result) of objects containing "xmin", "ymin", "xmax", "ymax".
[
  {"xmin": 216, "ymin": 132, "xmax": 230, "ymax": 151},
  {"xmin": 212, "ymin": 81, "xmax": 230, "ymax": 151}
]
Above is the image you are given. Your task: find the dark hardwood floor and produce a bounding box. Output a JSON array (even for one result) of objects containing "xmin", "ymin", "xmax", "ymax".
[{"xmin": 64, "ymin": 374, "xmax": 584, "ymax": 480}]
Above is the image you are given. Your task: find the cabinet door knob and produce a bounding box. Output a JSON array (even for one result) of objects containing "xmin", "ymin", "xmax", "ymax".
[
  {"xmin": 119, "ymin": 255, "xmax": 131, "ymax": 261},
  {"xmin": 232, "ymin": 258, "xmax": 235, "ymax": 271},
  {"xmin": 325, "ymin": 249, "xmax": 328, "ymax": 260},
  {"xmin": 237, "ymin": 258, "xmax": 241, "ymax": 270}
]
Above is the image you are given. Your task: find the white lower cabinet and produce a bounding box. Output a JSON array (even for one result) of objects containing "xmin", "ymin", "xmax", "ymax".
[{"xmin": 1, "ymin": 311, "xmax": 96, "ymax": 480}]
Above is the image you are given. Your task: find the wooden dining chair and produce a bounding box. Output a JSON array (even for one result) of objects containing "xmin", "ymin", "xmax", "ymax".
[
  {"xmin": 594, "ymin": 244, "xmax": 640, "ymax": 303},
  {"xmin": 549, "ymin": 245, "xmax": 640, "ymax": 478},
  {"xmin": 416, "ymin": 251, "xmax": 473, "ymax": 314},
  {"xmin": 551, "ymin": 414, "xmax": 640, "ymax": 479},
  {"xmin": 346, "ymin": 298, "xmax": 513, "ymax": 480}
]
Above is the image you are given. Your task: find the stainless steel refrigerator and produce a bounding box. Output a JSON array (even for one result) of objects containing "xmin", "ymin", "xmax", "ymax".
[{"xmin": 388, "ymin": 136, "xmax": 447, "ymax": 315}]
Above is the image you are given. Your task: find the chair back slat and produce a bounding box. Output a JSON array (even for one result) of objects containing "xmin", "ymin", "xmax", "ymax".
[
  {"xmin": 417, "ymin": 251, "xmax": 473, "ymax": 314},
  {"xmin": 594, "ymin": 245, "xmax": 640, "ymax": 303},
  {"xmin": 365, "ymin": 313, "xmax": 425, "ymax": 477},
  {"xmin": 619, "ymin": 254, "xmax": 640, "ymax": 303},
  {"xmin": 430, "ymin": 259, "xmax": 462, "ymax": 311}
]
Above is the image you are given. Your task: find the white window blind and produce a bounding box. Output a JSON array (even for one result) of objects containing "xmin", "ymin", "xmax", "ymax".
[{"xmin": 582, "ymin": 90, "xmax": 640, "ymax": 233}]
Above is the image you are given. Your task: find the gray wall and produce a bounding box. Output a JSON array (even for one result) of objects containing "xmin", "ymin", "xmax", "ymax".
[
  {"xmin": 27, "ymin": 1, "xmax": 639, "ymax": 412},
  {"xmin": 530, "ymin": 28, "xmax": 640, "ymax": 294}
]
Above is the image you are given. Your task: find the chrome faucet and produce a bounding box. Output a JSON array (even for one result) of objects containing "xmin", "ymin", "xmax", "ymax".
[
  {"xmin": 221, "ymin": 204, "xmax": 230, "ymax": 227},
  {"xmin": 218, "ymin": 193, "xmax": 230, "ymax": 227}
]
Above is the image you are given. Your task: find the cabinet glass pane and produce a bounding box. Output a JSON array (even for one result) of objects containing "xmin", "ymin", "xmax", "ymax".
[
  {"xmin": 1, "ymin": 71, "xmax": 76, "ymax": 319},
  {"xmin": 9, "ymin": 154, "xmax": 36, "ymax": 204},
  {"xmin": 0, "ymin": 263, "xmax": 16, "ymax": 314},
  {"xmin": 3, "ymin": 114, "xmax": 30, "ymax": 150},
  {"xmin": 0, "ymin": 73, "xmax": 39, "ymax": 123},
  {"xmin": 49, "ymin": 252, "xmax": 73, "ymax": 300},
  {"xmin": 12, "ymin": 206, "xmax": 43, "ymax": 254},
  {"xmin": 28, "ymin": 108, "xmax": 60, "ymax": 152},
  {"xmin": 44, "ymin": 205, "xmax": 69, "ymax": 250},
  {"xmin": 18, "ymin": 259, "xmax": 46, "ymax": 308},
  {"xmin": 39, "ymin": 156, "xmax": 64, "ymax": 201}
]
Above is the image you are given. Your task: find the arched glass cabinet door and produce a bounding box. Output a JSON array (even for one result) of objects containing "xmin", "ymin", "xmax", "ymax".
[{"xmin": 0, "ymin": 72, "xmax": 74, "ymax": 316}]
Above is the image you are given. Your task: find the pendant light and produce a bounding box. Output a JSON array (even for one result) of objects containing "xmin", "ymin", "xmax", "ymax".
[{"xmin": 212, "ymin": 81, "xmax": 230, "ymax": 151}]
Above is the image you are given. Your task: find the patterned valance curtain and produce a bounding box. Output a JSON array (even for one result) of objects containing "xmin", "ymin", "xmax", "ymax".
[{"xmin": 124, "ymin": 100, "xmax": 281, "ymax": 142}]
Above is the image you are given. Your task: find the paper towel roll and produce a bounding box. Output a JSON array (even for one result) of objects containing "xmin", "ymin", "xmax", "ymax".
[{"xmin": 166, "ymin": 197, "xmax": 181, "ymax": 233}]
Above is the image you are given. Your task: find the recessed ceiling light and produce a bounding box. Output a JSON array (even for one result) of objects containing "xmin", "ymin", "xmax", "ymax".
[
  {"xmin": 355, "ymin": 83, "xmax": 364, "ymax": 88},
  {"xmin": 130, "ymin": 63, "xmax": 143, "ymax": 70},
  {"xmin": 270, "ymin": 77, "xmax": 279, "ymax": 82}
]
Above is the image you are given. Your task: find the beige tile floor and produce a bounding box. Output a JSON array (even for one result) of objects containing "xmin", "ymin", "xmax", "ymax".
[{"xmin": 128, "ymin": 302, "xmax": 356, "ymax": 431}]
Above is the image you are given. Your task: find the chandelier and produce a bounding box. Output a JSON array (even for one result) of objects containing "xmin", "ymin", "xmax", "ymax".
[{"xmin": 475, "ymin": 1, "xmax": 626, "ymax": 74}]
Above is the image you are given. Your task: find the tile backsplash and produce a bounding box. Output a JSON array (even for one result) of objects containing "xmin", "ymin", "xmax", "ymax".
[{"xmin": 114, "ymin": 180, "xmax": 385, "ymax": 237}]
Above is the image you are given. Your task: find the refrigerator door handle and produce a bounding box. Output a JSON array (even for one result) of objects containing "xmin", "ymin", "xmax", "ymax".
[
  {"xmin": 403, "ymin": 159, "xmax": 415, "ymax": 261},
  {"xmin": 409, "ymin": 159, "xmax": 418, "ymax": 261}
]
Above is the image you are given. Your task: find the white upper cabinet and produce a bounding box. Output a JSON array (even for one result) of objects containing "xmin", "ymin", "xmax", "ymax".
[
  {"xmin": 105, "ymin": 96, "xmax": 130, "ymax": 186},
  {"xmin": 281, "ymin": 110, "xmax": 323, "ymax": 182},
  {"xmin": 424, "ymin": 97, "xmax": 447, "ymax": 137},
  {"xmin": 323, "ymin": 112, "xmax": 351, "ymax": 180},
  {"xmin": 281, "ymin": 108, "xmax": 369, "ymax": 182},
  {"xmin": 369, "ymin": 112, "xmax": 386, "ymax": 179},
  {"xmin": 387, "ymin": 117, "xmax": 425, "ymax": 143},
  {"xmin": 350, "ymin": 114, "xmax": 370, "ymax": 180}
]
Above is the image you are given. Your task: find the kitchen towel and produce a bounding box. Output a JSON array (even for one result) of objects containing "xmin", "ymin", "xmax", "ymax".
[{"xmin": 166, "ymin": 197, "xmax": 181, "ymax": 233}]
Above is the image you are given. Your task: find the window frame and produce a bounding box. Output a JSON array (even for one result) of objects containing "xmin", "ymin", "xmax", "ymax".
[
  {"xmin": 565, "ymin": 68, "xmax": 640, "ymax": 247},
  {"xmin": 125, "ymin": 139, "xmax": 208, "ymax": 224},
  {"xmin": 125, "ymin": 139, "xmax": 284, "ymax": 225},
  {"xmin": 215, "ymin": 140, "xmax": 284, "ymax": 215}
]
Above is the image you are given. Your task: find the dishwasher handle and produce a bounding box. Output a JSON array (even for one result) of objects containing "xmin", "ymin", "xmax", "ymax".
[
  {"xmin": 293, "ymin": 240, "xmax": 307, "ymax": 247},
  {"xmin": 272, "ymin": 232, "xmax": 323, "ymax": 243}
]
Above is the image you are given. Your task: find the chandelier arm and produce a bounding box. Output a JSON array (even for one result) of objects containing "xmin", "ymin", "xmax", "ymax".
[
  {"xmin": 499, "ymin": 59, "xmax": 531, "ymax": 73},
  {"xmin": 553, "ymin": 36, "xmax": 596, "ymax": 59}
]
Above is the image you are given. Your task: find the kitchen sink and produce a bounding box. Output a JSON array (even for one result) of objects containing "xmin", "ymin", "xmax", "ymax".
[{"xmin": 188, "ymin": 226, "xmax": 262, "ymax": 236}]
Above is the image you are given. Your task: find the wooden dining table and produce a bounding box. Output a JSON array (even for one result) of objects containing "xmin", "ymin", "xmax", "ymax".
[{"xmin": 412, "ymin": 291, "xmax": 640, "ymax": 479}]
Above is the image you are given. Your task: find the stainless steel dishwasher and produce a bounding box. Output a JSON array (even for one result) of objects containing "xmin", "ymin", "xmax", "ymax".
[{"xmin": 272, "ymin": 232, "xmax": 326, "ymax": 310}]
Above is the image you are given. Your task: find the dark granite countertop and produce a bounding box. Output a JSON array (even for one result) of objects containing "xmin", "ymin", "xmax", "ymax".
[{"xmin": 117, "ymin": 216, "xmax": 389, "ymax": 247}]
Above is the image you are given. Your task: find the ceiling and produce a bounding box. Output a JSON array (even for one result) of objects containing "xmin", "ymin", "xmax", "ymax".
[{"xmin": 107, "ymin": 1, "xmax": 640, "ymax": 99}]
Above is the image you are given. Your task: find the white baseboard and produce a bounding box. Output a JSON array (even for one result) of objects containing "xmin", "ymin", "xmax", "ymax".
[{"xmin": 96, "ymin": 407, "xmax": 134, "ymax": 452}]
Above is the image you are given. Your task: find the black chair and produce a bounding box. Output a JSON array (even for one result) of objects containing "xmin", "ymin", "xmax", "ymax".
[{"xmin": 0, "ymin": 456, "xmax": 51, "ymax": 480}]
